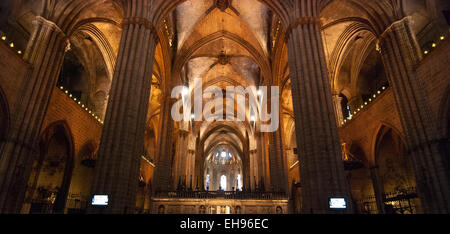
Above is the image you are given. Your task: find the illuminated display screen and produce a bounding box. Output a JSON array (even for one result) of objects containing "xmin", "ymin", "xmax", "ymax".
[
  {"xmin": 329, "ymin": 198, "xmax": 347, "ymax": 209},
  {"xmin": 92, "ymin": 195, "xmax": 109, "ymax": 206}
]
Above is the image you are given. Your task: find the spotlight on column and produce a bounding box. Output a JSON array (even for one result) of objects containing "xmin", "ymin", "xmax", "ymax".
[
  {"xmin": 257, "ymin": 89, "xmax": 262, "ymax": 96},
  {"xmin": 182, "ymin": 86, "xmax": 189, "ymax": 96}
]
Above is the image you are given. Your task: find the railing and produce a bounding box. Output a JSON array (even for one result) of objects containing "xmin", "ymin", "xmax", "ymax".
[
  {"xmin": 25, "ymin": 187, "xmax": 89, "ymax": 214},
  {"xmin": 65, "ymin": 194, "xmax": 90, "ymax": 214},
  {"xmin": 355, "ymin": 187, "xmax": 419, "ymax": 214},
  {"xmin": 154, "ymin": 190, "xmax": 287, "ymax": 200}
]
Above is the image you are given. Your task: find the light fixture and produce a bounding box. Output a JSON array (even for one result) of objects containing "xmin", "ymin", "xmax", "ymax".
[
  {"xmin": 369, "ymin": 98, "xmax": 372, "ymax": 102},
  {"xmin": 373, "ymin": 94, "xmax": 376, "ymax": 98},
  {"xmin": 1, "ymin": 36, "xmax": 6, "ymax": 41},
  {"xmin": 377, "ymin": 91, "xmax": 381, "ymax": 94},
  {"xmin": 182, "ymin": 86, "xmax": 189, "ymax": 96},
  {"xmin": 440, "ymin": 36, "xmax": 445, "ymax": 40},
  {"xmin": 60, "ymin": 86, "xmax": 64, "ymax": 90},
  {"xmin": 9, "ymin": 43, "xmax": 14, "ymax": 48},
  {"xmin": 432, "ymin": 43, "xmax": 436, "ymax": 48},
  {"xmin": 382, "ymin": 86, "xmax": 386, "ymax": 90},
  {"xmin": 424, "ymin": 50, "xmax": 429, "ymax": 55},
  {"xmin": 364, "ymin": 102, "xmax": 367, "ymax": 105},
  {"xmin": 65, "ymin": 90, "xmax": 68, "ymax": 94},
  {"xmin": 17, "ymin": 50, "xmax": 22, "ymax": 55}
]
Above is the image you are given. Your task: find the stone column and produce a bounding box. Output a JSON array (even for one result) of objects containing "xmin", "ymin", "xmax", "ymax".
[
  {"xmin": 0, "ymin": 16, "xmax": 69, "ymax": 213},
  {"xmin": 332, "ymin": 94, "xmax": 344, "ymax": 126},
  {"xmin": 378, "ymin": 18, "xmax": 450, "ymax": 213},
  {"xmin": 284, "ymin": 0, "xmax": 352, "ymax": 213},
  {"xmin": 268, "ymin": 129, "xmax": 288, "ymax": 194},
  {"xmin": 369, "ymin": 166, "xmax": 386, "ymax": 214},
  {"xmin": 173, "ymin": 130, "xmax": 188, "ymax": 189},
  {"xmin": 256, "ymin": 132, "xmax": 264, "ymax": 189},
  {"xmin": 88, "ymin": 13, "xmax": 159, "ymax": 213},
  {"xmin": 152, "ymin": 95, "xmax": 175, "ymax": 193}
]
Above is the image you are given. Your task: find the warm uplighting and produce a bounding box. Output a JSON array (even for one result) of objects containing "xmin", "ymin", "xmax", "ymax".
[
  {"xmin": 59, "ymin": 87, "xmax": 104, "ymax": 124},
  {"xmin": 9, "ymin": 42, "xmax": 14, "ymax": 48},
  {"xmin": 1, "ymin": 36, "xmax": 6, "ymax": 41},
  {"xmin": 182, "ymin": 86, "xmax": 189, "ymax": 96},
  {"xmin": 424, "ymin": 50, "xmax": 429, "ymax": 55},
  {"xmin": 341, "ymin": 86, "xmax": 388, "ymax": 127},
  {"xmin": 441, "ymin": 36, "xmax": 445, "ymax": 40},
  {"xmin": 432, "ymin": 43, "xmax": 436, "ymax": 48}
]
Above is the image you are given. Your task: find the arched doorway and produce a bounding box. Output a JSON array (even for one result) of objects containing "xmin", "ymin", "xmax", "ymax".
[
  {"xmin": 25, "ymin": 122, "xmax": 74, "ymax": 214},
  {"xmin": 374, "ymin": 127, "xmax": 421, "ymax": 214}
]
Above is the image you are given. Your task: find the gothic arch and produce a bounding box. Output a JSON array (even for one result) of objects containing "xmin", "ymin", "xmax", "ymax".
[{"xmin": 27, "ymin": 120, "xmax": 75, "ymax": 213}]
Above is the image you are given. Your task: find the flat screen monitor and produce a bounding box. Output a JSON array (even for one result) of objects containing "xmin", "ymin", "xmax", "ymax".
[
  {"xmin": 92, "ymin": 195, "xmax": 109, "ymax": 206},
  {"xmin": 329, "ymin": 198, "xmax": 347, "ymax": 209}
]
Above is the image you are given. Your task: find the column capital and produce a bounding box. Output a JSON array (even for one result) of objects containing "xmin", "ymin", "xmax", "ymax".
[
  {"xmin": 375, "ymin": 16, "xmax": 412, "ymax": 53},
  {"xmin": 284, "ymin": 17, "xmax": 322, "ymax": 42},
  {"xmin": 33, "ymin": 16, "xmax": 68, "ymax": 39},
  {"xmin": 121, "ymin": 17, "xmax": 159, "ymax": 42},
  {"xmin": 32, "ymin": 16, "xmax": 70, "ymax": 50}
]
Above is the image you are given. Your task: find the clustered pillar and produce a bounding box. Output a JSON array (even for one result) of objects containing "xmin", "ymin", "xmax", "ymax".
[
  {"xmin": 88, "ymin": 8, "xmax": 159, "ymax": 213},
  {"xmin": 0, "ymin": 16, "xmax": 69, "ymax": 213},
  {"xmin": 284, "ymin": 0, "xmax": 352, "ymax": 214},
  {"xmin": 152, "ymin": 95, "xmax": 175, "ymax": 193},
  {"xmin": 377, "ymin": 17, "xmax": 450, "ymax": 213}
]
